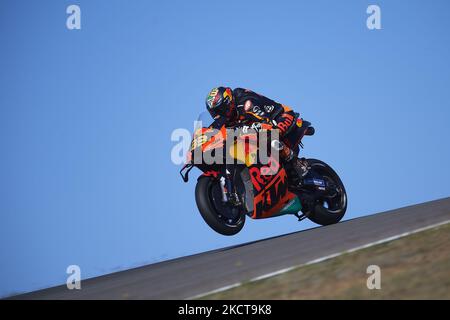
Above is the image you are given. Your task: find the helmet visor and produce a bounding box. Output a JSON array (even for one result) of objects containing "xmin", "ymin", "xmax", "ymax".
[{"xmin": 208, "ymin": 106, "xmax": 227, "ymax": 120}]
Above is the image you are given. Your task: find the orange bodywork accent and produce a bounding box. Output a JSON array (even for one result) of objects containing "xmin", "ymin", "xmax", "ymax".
[
  {"xmin": 202, "ymin": 126, "xmax": 226, "ymax": 153},
  {"xmin": 282, "ymin": 104, "xmax": 292, "ymax": 112},
  {"xmin": 251, "ymin": 167, "xmax": 296, "ymax": 219},
  {"xmin": 187, "ymin": 124, "xmax": 296, "ymax": 220},
  {"xmin": 247, "ymin": 112, "xmax": 265, "ymax": 120}
]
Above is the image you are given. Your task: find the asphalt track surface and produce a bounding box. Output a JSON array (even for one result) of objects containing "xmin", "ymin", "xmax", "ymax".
[{"xmin": 12, "ymin": 197, "xmax": 450, "ymax": 300}]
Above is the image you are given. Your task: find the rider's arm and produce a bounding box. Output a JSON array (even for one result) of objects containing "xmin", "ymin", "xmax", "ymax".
[
  {"xmin": 233, "ymin": 88, "xmax": 298, "ymax": 136},
  {"xmin": 242, "ymin": 100, "xmax": 297, "ymax": 137},
  {"xmin": 272, "ymin": 105, "xmax": 297, "ymax": 137}
]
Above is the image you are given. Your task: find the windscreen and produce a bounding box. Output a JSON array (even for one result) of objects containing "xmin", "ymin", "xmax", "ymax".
[{"xmin": 194, "ymin": 111, "xmax": 214, "ymax": 131}]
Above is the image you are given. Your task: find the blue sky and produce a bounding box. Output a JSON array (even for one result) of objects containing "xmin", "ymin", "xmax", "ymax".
[{"xmin": 1, "ymin": 0, "xmax": 450, "ymax": 297}]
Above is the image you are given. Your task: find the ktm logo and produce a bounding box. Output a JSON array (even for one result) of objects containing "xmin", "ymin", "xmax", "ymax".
[{"xmin": 250, "ymin": 165, "xmax": 290, "ymax": 218}]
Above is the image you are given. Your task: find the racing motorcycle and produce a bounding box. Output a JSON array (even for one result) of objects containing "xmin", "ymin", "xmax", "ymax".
[{"xmin": 180, "ymin": 112, "xmax": 347, "ymax": 236}]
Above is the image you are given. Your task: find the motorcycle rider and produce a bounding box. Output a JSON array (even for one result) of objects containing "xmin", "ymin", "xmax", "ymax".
[{"xmin": 205, "ymin": 86, "xmax": 309, "ymax": 182}]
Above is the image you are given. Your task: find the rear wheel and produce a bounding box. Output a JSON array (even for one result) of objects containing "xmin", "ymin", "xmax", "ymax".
[
  {"xmin": 303, "ymin": 159, "xmax": 347, "ymax": 225},
  {"xmin": 195, "ymin": 177, "xmax": 245, "ymax": 236}
]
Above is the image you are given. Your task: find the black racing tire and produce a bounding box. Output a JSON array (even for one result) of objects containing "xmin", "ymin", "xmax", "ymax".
[
  {"xmin": 305, "ymin": 159, "xmax": 347, "ymax": 226},
  {"xmin": 195, "ymin": 177, "xmax": 245, "ymax": 236}
]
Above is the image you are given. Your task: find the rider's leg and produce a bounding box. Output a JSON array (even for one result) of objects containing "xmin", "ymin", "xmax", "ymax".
[
  {"xmin": 280, "ymin": 127, "xmax": 310, "ymax": 179},
  {"xmin": 280, "ymin": 143, "xmax": 309, "ymax": 178},
  {"xmin": 223, "ymin": 163, "xmax": 241, "ymax": 205}
]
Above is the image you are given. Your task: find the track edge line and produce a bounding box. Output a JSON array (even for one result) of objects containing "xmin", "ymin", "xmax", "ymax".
[{"xmin": 186, "ymin": 219, "xmax": 450, "ymax": 300}]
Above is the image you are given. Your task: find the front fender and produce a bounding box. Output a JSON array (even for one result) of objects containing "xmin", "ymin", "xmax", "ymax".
[{"xmin": 198, "ymin": 170, "xmax": 220, "ymax": 180}]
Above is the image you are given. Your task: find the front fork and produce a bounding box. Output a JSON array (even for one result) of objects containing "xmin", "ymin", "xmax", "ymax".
[
  {"xmin": 219, "ymin": 168, "xmax": 241, "ymax": 206},
  {"xmin": 219, "ymin": 176, "xmax": 229, "ymax": 202}
]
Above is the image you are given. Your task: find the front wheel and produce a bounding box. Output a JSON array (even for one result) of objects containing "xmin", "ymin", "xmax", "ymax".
[
  {"xmin": 303, "ymin": 159, "xmax": 347, "ymax": 226},
  {"xmin": 195, "ymin": 177, "xmax": 245, "ymax": 236}
]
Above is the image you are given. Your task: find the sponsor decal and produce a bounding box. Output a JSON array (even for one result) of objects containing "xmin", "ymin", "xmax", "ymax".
[
  {"xmin": 252, "ymin": 106, "xmax": 265, "ymax": 117},
  {"xmin": 191, "ymin": 134, "xmax": 208, "ymax": 150},
  {"xmin": 264, "ymin": 105, "xmax": 275, "ymax": 113},
  {"xmin": 277, "ymin": 113, "xmax": 294, "ymax": 134},
  {"xmin": 206, "ymin": 88, "xmax": 219, "ymax": 107},
  {"xmin": 304, "ymin": 178, "xmax": 325, "ymax": 187},
  {"xmin": 250, "ymin": 165, "xmax": 292, "ymax": 218},
  {"xmin": 241, "ymin": 122, "xmax": 263, "ymax": 133}
]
